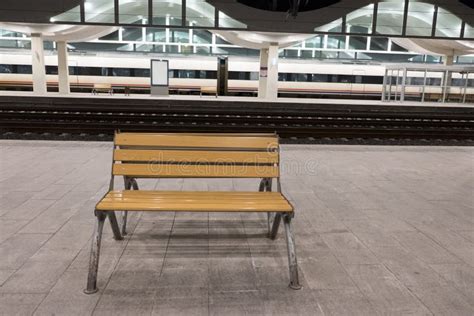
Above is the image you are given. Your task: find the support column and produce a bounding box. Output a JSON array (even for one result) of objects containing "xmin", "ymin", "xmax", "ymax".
[
  {"xmin": 57, "ymin": 41, "xmax": 70, "ymax": 94},
  {"xmin": 31, "ymin": 33, "xmax": 47, "ymax": 94},
  {"xmin": 442, "ymin": 55, "xmax": 454, "ymax": 102},
  {"xmin": 258, "ymin": 45, "xmax": 279, "ymax": 100}
]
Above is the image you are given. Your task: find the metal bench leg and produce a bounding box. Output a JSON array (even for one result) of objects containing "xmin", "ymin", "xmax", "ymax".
[
  {"xmin": 122, "ymin": 211, "xmax": 128, "ymax": 236},
  {"xmin": 85, "ymin": 212, "xmax": 106, "ymax": 294},
  {"xmin": 121, "ymin": 178, "xmax": 139, "ymax": 236},
  {"xmin": 283, "ymin": 213, "xmax": 301, "ymax": 290},
  {"xmin": 259, "ymin": 178, "xmax": 275, "ymax": 237},
  {"xmin": 108, "ymin": 211, "xmax": 123, "ymax": 240},
  {"xmin": 122, "ymin": 178, "xmax": 132, "ymax": 236},
  {"xmin": 269, "ymin": 213, "xmax": 282, "ymax": 240}
]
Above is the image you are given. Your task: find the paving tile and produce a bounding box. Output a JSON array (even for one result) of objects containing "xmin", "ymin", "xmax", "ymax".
[
  {"xmin": 314, "ymin": 288, "xmax": 378, "ymax": 316},
  {"xmin": 0, "ymin": 269, "xmax": 15, "ymax": 286},
  {"xmin": 345, "ymin": 264, "xmax": 431, "ymax": 315},
  {"xmin": 410, "ymin": 285, "xmax": 474, "ymax": 316},
  {"xmin": 0, "ymin": 218, "xmax": 28, "ymax": 244},
  {"xmin": 33, "ymin": 270, "xmax": 100, "ymax": 316},
  {"xmin": 458, "ymin": 231, "xmax": 474, "ymax": 243},
  {"xmin": 0, "ymin": 233, "xmax": 51, "ymax": 269},
  {"xmin": 209, "ymin": 290, "xmax": 264, "ymax": 316},
  {"xmin": 430, "ymin": 263, "xmax": 474, "ymax": 304},
  {"xmin": 260, "ymin": 287, "xmax": 324, "ymax": 315},
  {"xmin": 209, "ymin": 258, "xmax": 258, "ymax": 292},
  {"xmin": 321, "ymin": 232, "xmax": 379, "ymax": 264},
  {"xmin": 393, "ymin": 231, "xmax": 462, "ymax": 264},
  {"xmin": 299, "ymin": 252, "xmax": 356, "ymax": 290},
  {"xmin": 93, "ymin": 290, "xmax": 155, "ymax": 316},
  {"xmin": 370, "ymin": 245, "xmax": 448, "ymax": 290},
  {"xmin": 0, "ymin": 293, "xmax": 45, "ymax": 315},
  {"xmin": 0, "ymin": 259, "xmax": 71, "ymax": 294},
  {"xmin": 1, "ymin": 199, "xmax": 56, "ymax": 221}
]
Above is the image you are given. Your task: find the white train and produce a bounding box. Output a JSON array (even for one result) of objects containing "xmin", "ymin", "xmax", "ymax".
[{"xmin": 0, "ymin": 52, "xmax": 472, "ymax": 101}]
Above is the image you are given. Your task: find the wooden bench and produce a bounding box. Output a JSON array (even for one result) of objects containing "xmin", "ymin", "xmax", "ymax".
[
  {"xmin": 200, "ymin": 86, "xmax": 218, "ymax": 97},
  {"xmin": 92, "ymin": 83, "xmax": 113, "ymax": 95},
  {"xmin": 84, "ymin": 132, "xmax": 301, "ymax": 294}
]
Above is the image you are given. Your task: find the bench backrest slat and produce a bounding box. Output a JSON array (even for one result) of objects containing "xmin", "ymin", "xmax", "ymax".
[
  {"xmin": 112, "ymin": 163, "xmax": 279, "ymax": 178},
  {"xmin": 114, "ymin": 149, "xmax": 278, "ymax": 164},
  {"xmin": 113, "ymin": 133, "xmax": 280, "ymax": 179},
  {"xmin": 115, "ymin": 133, "xmax": 277, "ymax": 150}
]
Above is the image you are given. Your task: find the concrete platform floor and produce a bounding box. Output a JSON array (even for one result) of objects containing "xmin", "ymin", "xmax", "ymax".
[{"xmin": 0, "ymin": 140, "xmax": 473, "ymax": 315}]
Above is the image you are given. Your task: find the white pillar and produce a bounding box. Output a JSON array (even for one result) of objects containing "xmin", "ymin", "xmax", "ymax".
[
  {"xmin": 443, "ymin": 55, "xmax": 454, "ymax": 66},
  {"xmin": 258, "ymin": 45, "xmax": 279, "ymax": 100},
  {"xmin": 258, "ymin": 48, "xmax": 269, "ymax": 98},
  {"xmin": 443, "ymin": 55, "xmax": 454, "ymax": 101},
  {"xmin": 57, "ymin": 41, "xmax": 70, "ymax": 94},
  {"xmin": 31, "ymin": 33, "xmax": 47, "ymax": 94}
]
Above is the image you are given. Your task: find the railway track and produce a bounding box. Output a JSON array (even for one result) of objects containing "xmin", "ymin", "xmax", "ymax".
[{"xmin": 0, "ymin": 96, "xmax": 473, "ymax": 144}]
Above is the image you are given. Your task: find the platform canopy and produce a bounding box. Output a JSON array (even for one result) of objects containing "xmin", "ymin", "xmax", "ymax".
[{"xmin": 0, "ymin": 0, "xmax": 472, "ymax": 40}]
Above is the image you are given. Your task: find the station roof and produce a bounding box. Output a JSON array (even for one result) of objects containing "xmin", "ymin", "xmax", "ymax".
[{"xmin": 0, "ymin": 0, "xmax": 472, "ymax": 41}]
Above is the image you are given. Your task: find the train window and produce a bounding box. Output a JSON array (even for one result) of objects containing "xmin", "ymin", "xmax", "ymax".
[
  {"xmin": 407, "ymin": 77, "xmax": 423, "ymax": 86},
  {"xmin": 69, "ymin": 66, "xmax": 77, "ymax": 75},
  {"xmin": 204, "ymin": 71, "xmax": 217, "ymax": 79},
  {"xmin": 169, "ymin": 70, "xmax": 178, "ymax": 78},
  {"xmin": 230, "ymin": 71, "xmax": 258, "ymax": 81},
  {"xmin": 78, "ymin": 67, "xmax": 102, "ymax": 76},
  {"xmin": 112, "ymin": 68, "xmax": 131, "ymax": 77},
  {"xmin": 362, "ymin": 76, "xmax": 384, "ymax": 84},
  {"xmin": 278, "ymin": 73, "xmax": 289, "ymax": 81},
  {"xmin": 0, "ymin": 64, "xmax": 13, "ymax": 73},
  {"xmin": 312, "ymin": 74, "xmax": 329, "ymax": 82},
  {"xmin": 46, "ymin": 66, "xmax": 58, "ymax": 75},
  {"xmin": 338, "ymin": 75, "xmax": 354, "ymax": 83},
  {"xmin": 134, "ymin": 69, "xmax": 151, "ymax": 77},
  {"xmin": 102, "ymin": 68, "xmax": 110, "ymax": 76},
  {"xmin": 452, "ymin": 79, "xmax": 474, "ymax": 87},
  {"xmin": 426, "ymin": 78, "xmax": 442, "ymax": 86},
  {"xmin": 296, "ymin": 74, "xmax": 310, "ymax": 82},
  {"xmin": 176, "ymin": 70, "xmax": 193, "ymax": 78},
  {"xmin": 16, "ymin": 65, "xmax": 32, "ymax": 74},
  {"xmin": 370, "ymin": 37, "xmax": 389, "ymax": 51}
]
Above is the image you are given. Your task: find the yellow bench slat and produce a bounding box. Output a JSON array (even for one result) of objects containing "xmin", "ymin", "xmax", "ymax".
[
  {"xmin": 96, "ymin": 191, "xmax": 292, "ymax": 212},
  {"xmin": 112, "ymin": 163, "xmax": 279, "ymax": 178},
  {"xmin": 114, "ymin": 149, "xmax": 279, "ymax": 164},
  {"xmin": 115, "ymin": 133, "xmax": 278, "ymax": 150}
]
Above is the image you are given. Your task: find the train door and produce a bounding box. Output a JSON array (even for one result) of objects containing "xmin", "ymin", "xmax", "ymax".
[{"xmin": 351, "ymin": 70, "xmax": 365, "ymax": 96}]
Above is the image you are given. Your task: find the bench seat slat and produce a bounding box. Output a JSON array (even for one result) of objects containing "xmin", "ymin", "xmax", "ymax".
[
  {"xmin": 106, "ymin": 191, "xmax": 283, "ymax": 198},
  {"xmin": 113, "ymin": 163, "xmax": 279, "ymax": 178},
  {"xmin": 114, "ymin": 149, "xmax": 279, "ymax": 163},
  {"xmin": 96, "ymin": 191, "xmax": 293, "ymax": 212},
  {"xmin": 115, "ymin": 133, "xmax": 278, "ymax": 149}
]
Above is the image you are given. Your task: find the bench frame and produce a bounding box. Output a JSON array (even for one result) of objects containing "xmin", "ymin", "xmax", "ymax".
[{"xmin": 84, "ymin": 132, "xmax": 301, "ymax": 294}]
